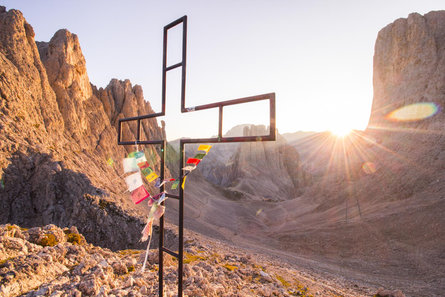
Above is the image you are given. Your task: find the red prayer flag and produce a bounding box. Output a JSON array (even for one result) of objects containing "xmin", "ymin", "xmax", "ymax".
[
  {"xmin": 186, "ymin": 158, "xmax": 201, "ymax": 165},
  {"xmin": 130, "ymin": 185, "xmax": 150, "ymax": 204}
]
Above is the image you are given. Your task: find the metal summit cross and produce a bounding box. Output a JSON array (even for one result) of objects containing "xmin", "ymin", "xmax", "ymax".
[{"xmin": 117, "ymin": 16, "xmax": 276, "ymax": 296}]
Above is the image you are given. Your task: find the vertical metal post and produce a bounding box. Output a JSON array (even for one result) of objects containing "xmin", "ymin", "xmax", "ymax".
[
  {"xmin": 178, "ymin": 141, "xmax": 185, "ymax": 295},
  {"xmin": 158, "ymin": 141, "xmax": 166, "ymax": 296},
  {"xmin": 218, "ymin": 106, "xmax": 223, "ymax": 139},
  {"xmin": 136, "ymin": 119, "xmax": 141, "ymax": 142},
  {"xmin": 161, "ymin": 26, "xmax": 168, "ymax": 114},
  {"xmin": 181, "ymin": 16, "xmax": 187, "ymax": 112}
]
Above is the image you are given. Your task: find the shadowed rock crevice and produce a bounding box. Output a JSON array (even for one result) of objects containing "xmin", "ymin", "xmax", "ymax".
[{"xmin": 0, "ymin": 151, "xmax": 176, "ymax": 251}]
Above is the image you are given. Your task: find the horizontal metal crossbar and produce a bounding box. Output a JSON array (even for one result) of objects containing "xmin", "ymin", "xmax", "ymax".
[
  {"xmin": 162, "ymin": 247, "xmax": 179, "ymax": 258},
  {"xmin": 184, "ymin": 92, "xmax": 274, "ymax": 111},
  {"xmin": 166, "ymin": 193, "xmax": 180, "ymax": 200},
  {"xmin": 118, "ymin": 140, "xmax": 164, "ymax": 146},
  {"xmin": 165, "ymin": 62, "xmax": 183, "ymax": 71}
]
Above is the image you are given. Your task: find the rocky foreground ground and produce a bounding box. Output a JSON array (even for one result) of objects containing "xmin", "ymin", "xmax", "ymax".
[{"xmin": 0, "ymin": 224, "xmax": 404, "ymax": 297}]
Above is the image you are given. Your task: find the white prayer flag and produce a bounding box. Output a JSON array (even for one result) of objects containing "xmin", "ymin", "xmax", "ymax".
[
  {"xmin": 125, "ymin": 172, "xmax": 143, "ymax": 192},
  {"xmin": 123, "ymin": 158, "xmax": 139, "ymax": 173}
]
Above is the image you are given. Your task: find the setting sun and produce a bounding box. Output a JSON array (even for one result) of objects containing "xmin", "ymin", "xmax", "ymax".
[{"xmin": 329, "ymin": 126, "xmax": 352, "ymax": 137}]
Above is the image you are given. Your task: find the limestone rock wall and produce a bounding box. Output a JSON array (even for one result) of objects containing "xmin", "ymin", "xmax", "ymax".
[
  {"xmin": 0, "ymin": 6, "xmax": 166, "ymax": 250},
  {"xmin": 370, "ymin": 10, "xmax": 445, "ymax": 129}
]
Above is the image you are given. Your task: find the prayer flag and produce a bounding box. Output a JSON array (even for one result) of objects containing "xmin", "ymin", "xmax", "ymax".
[
  {"xmin": 182, "ymin": 165, "xmax": 196, "ymax": 172},
  {"xmin": 187, "ymin": 158, "xmax": 201, "ymax": 165},
  {"xmin": 194, "ymin": 153, "xmax": 206, "ymax": 160},
  {"xmin": 137, "ymin": 161, "xmax": 149, "ymax": 169},
  {"xmin": 107, "ymin": 158, "xmax": 114, "ymax": 167},
  {"xmin": 146, "ymin": 171, "xmax": 158, "ymax": 182},
  {"xmin": 153, "ymin": 205, "xmax": 166, "ymax": 220},
  {"xmin": 151, "ymin": 192, "xmax": 162, "ymax": 203},
  {"xmin": 138, "ymin": 161, "xmax": 154, "ymax": 177},
  {"xmin": 155, "ymin": 178, "xmax": 175, "ymax": 188},
  {"xmin": 135, "ymin": 154, "xmax": 147, "ymax": 165},
  {"xmin": 157, "ymin": 192, "xmax": 167, "ymax": 204},
  {"xmin": 147, "ymin": 203, "xmax": 159, "ymax": 220},
  {"xmin": 128, "ymin": 151, "xmax": 145, "ymax": 159},
  {"xmin": 171, "ymin": 180, "xmax": 179, "ymax": 190},
  {"xmin": 197, "ymin": 144, "xmax": 212, "ymax": 153},
  {"xmin": 141, "ymin": 219, "xmax": 153, "ymax": 242},
  {"xmin": 130, "ymin": 185, "xmax": 150, "ymax": 204},
  {"xmin": 123, "ymin": 158, "xmax": 139, "ymax": 173},
  {"xmin": 125, "ymin": 172, "xmax": 143, "ymax": 192},
  {"xmin": 182, "ymin": 176, "xmax": 187, "ymax": 189}
]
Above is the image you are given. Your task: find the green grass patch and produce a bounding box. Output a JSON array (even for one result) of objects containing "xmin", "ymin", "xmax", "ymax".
[
  {"xmin": 222, "ymin": 264, "xmax": 238, "ymax": 271},
  {"xmin": 38, "ymin": 234, "xmax": 58, "ymax": 247},
  {"xmin": 275, "ymin": 274, "xmax": 290, "ymax": 287},
  {"xmin": 184, "ymin": 252, "xmax": 206, "ymax": 264},
  {"xmin": 118, "ymin": 249, "xmax": 141, "ymax": 256},
  {"xmin": 66, "ymin": 233, "xmax": 85, "ymax": 245}
]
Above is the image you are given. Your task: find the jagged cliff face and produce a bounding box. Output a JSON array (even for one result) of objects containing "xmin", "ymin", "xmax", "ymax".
[
  {"xmin": 0, "ymin": 7, "xmax": 63, "ymax": 157},
  {"xmin": 93, "ymin": 79, "xmax": 165, "ymax": 159},
  {"xmin": 370, "ymin": 10, "xmax": 445, "ymax": 129},
  {"xmin": 0, "ymin": 7, "xmax": 168, "ymax": 250},
  {"xmin": 363, "ymin": 10, "xmax": 445, "ymax": 201}
]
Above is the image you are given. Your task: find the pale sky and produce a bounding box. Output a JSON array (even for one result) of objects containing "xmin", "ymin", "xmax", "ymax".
[{"xmin": 4, "ymin": 0, "xmax": 444, "ymax": 140}]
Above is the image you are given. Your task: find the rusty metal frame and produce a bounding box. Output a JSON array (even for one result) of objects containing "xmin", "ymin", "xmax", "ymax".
[{"xmin": 117, "ymin": 15, "xmax": 276, "ymax": 297}]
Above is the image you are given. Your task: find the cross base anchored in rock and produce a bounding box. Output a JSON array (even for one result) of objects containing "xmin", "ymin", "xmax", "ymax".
[{"xmin": 118, "ymin": 16, "xmax": 276, "ymax": 297}]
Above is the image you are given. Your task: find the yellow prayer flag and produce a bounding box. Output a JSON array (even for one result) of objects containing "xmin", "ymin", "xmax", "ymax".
[
  {"xmin": 197, "ymin": 144, "xmax": 212, "ymax": 153},
  {"xmin": 181, "ymin": 176, "xmax": 187, "ymax": 190},
  {"xmin": 146, "ymin": 171, "xmax": 158, "ymax": 182}
]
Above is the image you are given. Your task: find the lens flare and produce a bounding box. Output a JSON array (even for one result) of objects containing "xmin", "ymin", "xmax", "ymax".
[
  {"xmin": 362, "ymin": 162, "xmax": 376, "ymax": 174},
  {"xmin": 386, "ymin": 102, "xmax": 439, "ymax": 122}
]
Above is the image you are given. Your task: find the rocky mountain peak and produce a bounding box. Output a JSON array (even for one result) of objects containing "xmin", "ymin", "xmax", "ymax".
[
  {"xmin": 0, "ymin": 6, "xmax": 64, "ymax": 137},
  {"xmin": 38, "ymin": 29, "xmax": 92, "ymax": 100},
  {"xmin": 370, "ymin": 10, "xmax": 445, "ymax": 129},
  {"xmin": 36, "ymin": 28, "xmax": 93, "ymax": 140},
  {"xmin": 0, "ymin": 6, "xmax": 166, "ymax": 249}
]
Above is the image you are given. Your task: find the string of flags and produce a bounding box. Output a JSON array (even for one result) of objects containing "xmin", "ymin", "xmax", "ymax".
[{"xmin": 120, "ymin": 144, "xmax": 212, "ymax": 271}]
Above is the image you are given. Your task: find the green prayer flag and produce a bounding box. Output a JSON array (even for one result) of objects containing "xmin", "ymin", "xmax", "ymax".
[
  {"xmin": 194, "ymin": 153, "xmax": 206, "ymax": 160},
  {"xmin": 171, "ymin": 180, "xmax": 180, "ymax": 190},
  {"xmin": 128, "ymin": 151, "xmax": 145, "ymax": 159}
]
